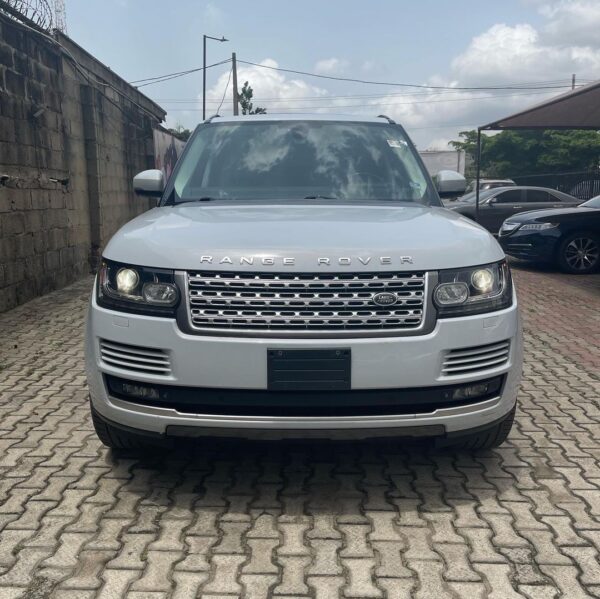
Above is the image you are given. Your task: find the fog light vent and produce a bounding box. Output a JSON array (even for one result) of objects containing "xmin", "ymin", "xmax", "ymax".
[
  {"xmin": 100, "ymin": 340, "xmax": 171, "ymax": 376},
  {"xmin": 442, "ymin": 340, "xmax": 510, "ymax": 376}
]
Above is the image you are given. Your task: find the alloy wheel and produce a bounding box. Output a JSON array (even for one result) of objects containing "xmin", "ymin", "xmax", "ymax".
[{"xmin": 564, "ymin": 236, "xmax": 600, "ymax": 271}]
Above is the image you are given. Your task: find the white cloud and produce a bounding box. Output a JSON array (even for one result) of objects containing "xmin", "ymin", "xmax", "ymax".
[
  {"xmin": 451, "ymin": 21, "xmax": 600, "ymax": 85},
  {"xmin": 190, "ymin": 1, "xmax": 600, "ymax": 148},
  {"xmin": 204, "ymin": 58, "xmax": 329, "ymax": 116},
  {"xmin": 540, "ymin": 0, "xmax": 600, "ymax": 47},
  {"xmin": 372, "ymin": 1, "xmax": 600, "ymax": 146},
  {"xmin": 314, "ymin": 58, "xmax": 348, "ymax": 74}
]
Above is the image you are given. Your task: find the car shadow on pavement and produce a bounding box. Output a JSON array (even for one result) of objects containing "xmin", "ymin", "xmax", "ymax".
[{"xmin": 101, "ymin": 436, "xmax": 518, "ymax": 520}]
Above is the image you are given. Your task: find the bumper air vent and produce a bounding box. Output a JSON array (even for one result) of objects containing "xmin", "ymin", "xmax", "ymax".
[
  {"xmin": 99, "ymin": 340, "xmax": 171, "ymax": 376},
  {"xmin": 442, "ymin": 340, "xmax": 510, "ymax": 376}
]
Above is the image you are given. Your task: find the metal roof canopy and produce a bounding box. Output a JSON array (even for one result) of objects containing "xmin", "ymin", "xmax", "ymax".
[{"xmin": 474, "ymin": 81, "xmax": 600, "ymax": 220}]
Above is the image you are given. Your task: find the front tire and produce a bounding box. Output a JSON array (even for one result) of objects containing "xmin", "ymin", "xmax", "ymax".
[
  {"xmin": 557, "ymin": 231, "xmax": 600, "ymax": 274},
  {"xmin": 440, "ymin": 406, "xmax": 516, "ymax": 450}
]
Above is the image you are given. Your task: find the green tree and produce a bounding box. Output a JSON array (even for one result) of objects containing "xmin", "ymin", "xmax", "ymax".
[
  {"xmin": 238, "ymin": 81, "xmax": 267, "ymax": 115},
  {"xmin": 449, "ymin": 130, "xmax": 487, "ymax": 179},
  {"xmin": 168, "ymin": 125, "xmax": 191, "ymax": 141},
  {"xmin": 450, "ymin": 129, "xmax": 600, "ymax": 180}
]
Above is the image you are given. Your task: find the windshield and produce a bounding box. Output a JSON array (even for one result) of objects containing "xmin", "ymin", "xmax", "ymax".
[
  {"xmin": 582, "ymin": 195, "xmax": 600, "ymax": 208},
  {"xmin": 170, "ymin": 120, "xmax": 436, "ymax": 205}
]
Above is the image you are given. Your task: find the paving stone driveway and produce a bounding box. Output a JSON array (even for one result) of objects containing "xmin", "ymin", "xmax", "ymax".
[{"xmin": 0, "ymin": 266, "xmax": 598, "ymax": 599}]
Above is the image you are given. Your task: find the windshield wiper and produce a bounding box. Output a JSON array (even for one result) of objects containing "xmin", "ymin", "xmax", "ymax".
[{"xmin": 303, "ymin": 195, "xmax": 338, "ymax": 200}]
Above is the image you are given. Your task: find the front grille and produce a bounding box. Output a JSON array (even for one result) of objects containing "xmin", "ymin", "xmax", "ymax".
[
  {"xmin": 99, "ymin": 340, "xmax": 171, "ymax": 376},
  {"xmin": 442, "ymin": 340, "xmax": 510, "ymax": 376},
  {"xmin": 186, "ymin": 270, "xmax": 426, "ymax": 334}
]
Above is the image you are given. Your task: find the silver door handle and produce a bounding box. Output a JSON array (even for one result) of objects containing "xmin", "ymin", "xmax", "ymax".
[{"xmin": 513, "ymin": 205, "xmax": 523, "ymax": 208}]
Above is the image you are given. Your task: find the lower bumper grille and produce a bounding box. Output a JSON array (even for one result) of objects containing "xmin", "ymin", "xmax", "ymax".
[
  {"xmin": 186, "ymin": 270, "xmax": 427, "ymax": 335},
  {"xmin": 105, "ymin": 374, "xmax": 504, "ymax": 417}
]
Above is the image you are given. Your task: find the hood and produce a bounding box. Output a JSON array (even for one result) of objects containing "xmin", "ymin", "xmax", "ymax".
[
  {"xmin": 103, "ymin": 202, "xmax": 505, "ymax": 272},
  {"xmin": 506, "ymin": 206, "xmax": 591, "ymax": 223}
]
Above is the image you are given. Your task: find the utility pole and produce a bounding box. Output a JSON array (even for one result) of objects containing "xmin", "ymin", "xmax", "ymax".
[
  {"xmin": 475, "ymin": 129, "xmax": 482, "ymax": 224},
  {"xmin": 232, "ymin": 52, "xmax": 239, "ymax": 116},
  {"xmin": 202, "ymin": 35, "xmax": 206, "ymax": 120},
  {"xmin": 572, "ymin": 73, "xmax": 576, "ymax": 90},
  {"xmin": 202, "ymin": 34, "xmax": 228, "ymax": 121}
]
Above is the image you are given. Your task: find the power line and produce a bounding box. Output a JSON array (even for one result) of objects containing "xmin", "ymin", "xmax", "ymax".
[
  {"xmin": 152, "ymin": 85, "xmax": 569, "ymax": 103},
  {"xmin": 236, "ymin": 59, "xmax": 575, "ymax": 91},
  {"xmin": 129, "ymin": 56, "xmax": 583, "ymax": 95},
  {"xmin": 160, "ymin": 89, "xmax": 559, "ymax": 111},
  {"xmin": 132, "ymin": 59, "xmax": 232, "ymax": 88},
  {"xmin": 156, "ymin": 88, "xmax": 560, "ymax": 103},
  {"xmin": 216, "ymin": 66, "xmax": 233, "ymax": 115}
]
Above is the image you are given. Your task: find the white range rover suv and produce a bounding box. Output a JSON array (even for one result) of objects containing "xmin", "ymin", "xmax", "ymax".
[{"xmin": 85, "ymin": 114, "xmax": 522, "ymax": 450}]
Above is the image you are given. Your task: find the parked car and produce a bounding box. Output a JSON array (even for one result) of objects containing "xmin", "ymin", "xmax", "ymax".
[
  {"xmin": 85, "ymin": 114, "xmax": 523, "ymax": 451},
  {"xmin": 499, "ymin": 195, "xmax": 600, "ymax": 274},
  {"xmin": 464, "ymin": 178, "xmax": 516, "ymax": 193},
  {"xmin": 447, "ymin": 186, "xmax": 580, "ymax": 234}
]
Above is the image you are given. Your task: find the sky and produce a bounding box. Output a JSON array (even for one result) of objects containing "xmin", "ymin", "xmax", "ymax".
[{"xmin": 67, "ymin": 0, "xmax": 600, "ymax": 149}]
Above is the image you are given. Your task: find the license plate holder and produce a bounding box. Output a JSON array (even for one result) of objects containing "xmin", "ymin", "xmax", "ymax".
[{"xmin": 267, "ymin": 348, "xmax": 351, "ymax": 391}]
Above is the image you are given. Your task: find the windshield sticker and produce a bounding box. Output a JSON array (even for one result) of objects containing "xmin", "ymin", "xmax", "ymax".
[{"xmin": 387, "ymin": 139, "xmax": 408, "ymax": 148}]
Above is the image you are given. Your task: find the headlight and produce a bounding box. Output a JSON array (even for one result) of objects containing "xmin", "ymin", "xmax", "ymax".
[
  {"xmin": 97, "ymin": 259, "xmax": 179, "ymax": 316},
  {"xmin": 499, "ymin": 221, "xmax": 520, "ymax": 235},
  {"xmin": 519, "ymin": 222, "xmax": 558, "ymax": 231},
  {"xmin": 434, "ymin": 260, "xmax": 512, "ymax": 317},
  {"xmin": 115, "ymin": 268, "xmax": 139, "ymax": 294}
]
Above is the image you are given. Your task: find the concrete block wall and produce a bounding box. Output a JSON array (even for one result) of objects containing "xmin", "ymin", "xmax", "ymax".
[{"xmin": 0, "ymin": 14, "xmax": 165, "ymax": 312}]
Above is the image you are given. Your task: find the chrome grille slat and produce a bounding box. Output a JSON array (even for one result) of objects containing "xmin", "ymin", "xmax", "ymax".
[
  {"xmin": 187, "ymin": 270, "xmax": 426, "ymax": 333},
  {"xmin": 100, "ymin": 348, "xmax": 170, "ymax": 366},
  {"xmin": 100, "ymin": 340, "xmax": 171, "ymax": 376},
  {"xmin": 443, "ymin": 356, "xmax": 508, "ymax": 374},
  {"xmin": 442, "ymin": 340, "xmax": 510, "ymax": 376},
  {"xmin": 445, "ymin": 341, "xmax": 510, "ymax": 359}
]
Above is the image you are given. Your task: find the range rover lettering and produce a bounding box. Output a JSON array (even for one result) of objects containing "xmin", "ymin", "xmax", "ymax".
[{"xmin": 85, "ymin": 115, "xmax": 523, "ymax": 450}]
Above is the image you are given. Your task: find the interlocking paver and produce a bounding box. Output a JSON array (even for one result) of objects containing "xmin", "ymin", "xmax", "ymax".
[
  {"xmin": 0, "ymin": 267, "xmax": 598, "ymax": 597},
  {"xmin": 342, "ymin": 556, "xmax": 383, "ymax": 597}
]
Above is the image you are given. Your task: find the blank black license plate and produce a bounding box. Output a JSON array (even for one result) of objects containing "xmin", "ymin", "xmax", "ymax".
[{"xmin": 267, "ymin": 349, "xmax": 351, "ymax": 391}]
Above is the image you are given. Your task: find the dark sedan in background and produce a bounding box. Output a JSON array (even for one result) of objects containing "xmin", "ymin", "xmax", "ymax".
[
  {"xmin": 447, "ymin": 186, "xmax": 581, "ymax": 234},
  {"xmin": 498, "ymin": 195, "xmax": 600, "ymax": 274}
]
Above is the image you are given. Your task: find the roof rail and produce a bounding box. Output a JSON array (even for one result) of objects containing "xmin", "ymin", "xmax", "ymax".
[
  {"xmin": 204, "ymin": 114, "xmax": 222, "ymax": 123},
  {"xmin": 377, "ymin": 114, "xmax": 396, "ymax": 124}
]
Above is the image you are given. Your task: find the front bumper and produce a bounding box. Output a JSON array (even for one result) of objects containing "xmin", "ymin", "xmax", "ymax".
[
  {"xmin": 499, "ymin": 229, "xmax": 559, "ymax": 262},
  {"xmin": 86, "ymin": 283, "xmax": 522, "ymax": 440}
]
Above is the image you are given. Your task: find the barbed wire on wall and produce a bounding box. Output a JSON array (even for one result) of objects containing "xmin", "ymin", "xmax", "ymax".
[{"xmin": 0, "ymin": 0, "xmax": 66, "ymax": 32}]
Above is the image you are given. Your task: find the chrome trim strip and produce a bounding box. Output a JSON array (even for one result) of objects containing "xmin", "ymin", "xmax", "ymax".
[{"xmin": 108, "ymin": 393, "xmax": 502, "ymax": 426}]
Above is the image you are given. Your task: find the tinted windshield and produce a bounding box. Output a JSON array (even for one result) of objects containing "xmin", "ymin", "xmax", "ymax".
[
  {"xmin": 171, "ymin": 120, "xmax": 436, "ymax": 204},
  {"xmin": 582, "ymin": 195, "xmax": 600, "ymax": 208}
]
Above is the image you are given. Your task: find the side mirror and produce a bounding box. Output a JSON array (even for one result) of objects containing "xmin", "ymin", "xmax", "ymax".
[
  {"xmin": 133, "ymin": 169, "xmax": 165, "ymax": 197},
  {"xmin": 433, "ymin": 170, "xmax": 467, "ymax": 199}
]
